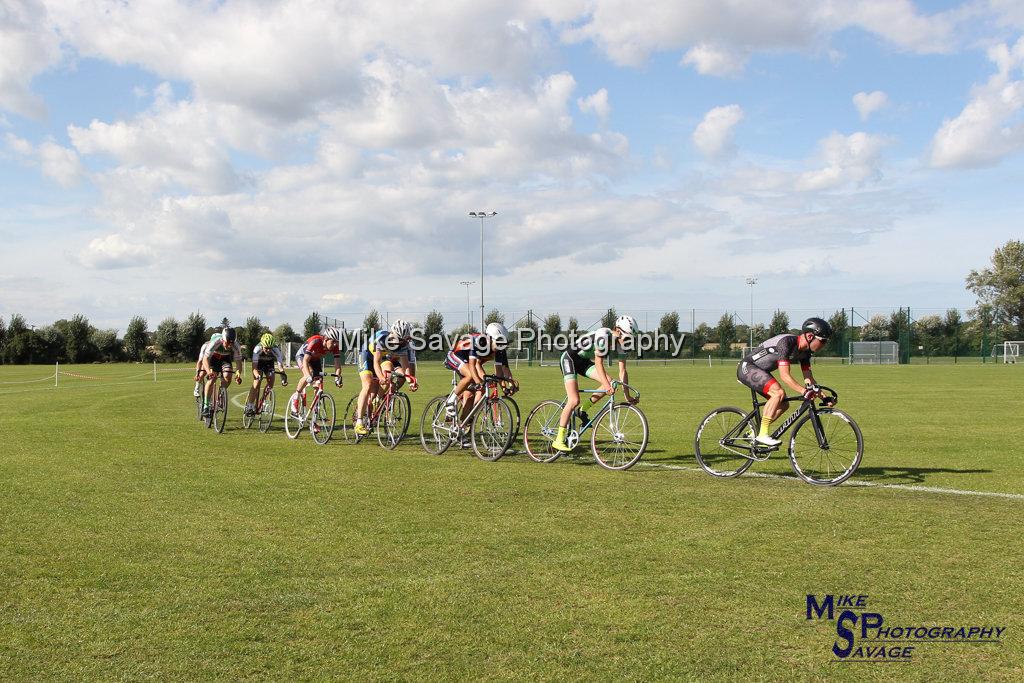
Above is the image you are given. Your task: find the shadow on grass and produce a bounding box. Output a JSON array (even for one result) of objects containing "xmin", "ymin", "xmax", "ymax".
[{"xmin": 852, "ymin": 466, "xmax": 991, "ymax": 484}]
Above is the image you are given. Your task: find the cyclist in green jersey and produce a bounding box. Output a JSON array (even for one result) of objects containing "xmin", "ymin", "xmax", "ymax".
[{"xmin": 551, "ymin": 315, "xmax": 640, "ymax": 452}]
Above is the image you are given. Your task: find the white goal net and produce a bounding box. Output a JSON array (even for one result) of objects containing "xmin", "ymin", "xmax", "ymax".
[{"xmin": 849, "ymin": 341, "xmax": 899, "ymax": 364}]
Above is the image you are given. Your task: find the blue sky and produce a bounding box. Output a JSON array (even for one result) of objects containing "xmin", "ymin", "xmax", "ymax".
[{"xmin": 2, "ymin": 1, "xmax": 1023, "ymax": 331}]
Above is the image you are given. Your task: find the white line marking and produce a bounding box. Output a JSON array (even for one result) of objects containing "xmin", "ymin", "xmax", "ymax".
[{"xmin": 637, "ymin": 461, "xmax": 1024, "ymax": 501}]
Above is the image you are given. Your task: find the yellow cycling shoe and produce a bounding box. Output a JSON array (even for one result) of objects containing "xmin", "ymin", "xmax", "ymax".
[
  {"xmin": 551, "ymin": 439, "xmax": 574, "ymax": 453},
  {"xmin": 354, "ymin": 423, "xmax": 370, "ymax": 436}
]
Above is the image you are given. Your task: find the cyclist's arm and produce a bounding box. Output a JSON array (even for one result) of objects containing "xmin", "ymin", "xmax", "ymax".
[
  {"xmin": 373, "ymin": 350, "xmax": 387, "ymax": 383},
  {"xmin": 273, "ymin": 347, "xmax": 285, "ymax": 371},
  {"xmin": 777, "ymin": 363, "xmax": 805, "ymax": 395},
  {"xmin": 468, "ymin": 356, "xmax": 486, "ymax": 384},
  {"xmin": 334, "ymin": 354, "xmax": 342, "ymax": 382},
  {"xmin": 301, "ymin": 356, "xmax": 313, "ymax": 380},
  {"xmin": 401, "ymin": 357, "xmax": 417, "ymax": 382}
]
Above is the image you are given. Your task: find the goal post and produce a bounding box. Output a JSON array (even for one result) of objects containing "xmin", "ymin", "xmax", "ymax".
[
  {"xmin": 849, "ymin": 341, "xmax": 899, "ymax": 365},
  {"xmin": 1004, "ymin": 341, "xmax": 1023, "ymax": 364}
]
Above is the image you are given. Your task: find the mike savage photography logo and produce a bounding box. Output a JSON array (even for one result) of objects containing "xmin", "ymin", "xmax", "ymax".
[
  {"xmin": 339, "ymin": 328, "xmax": 690, "ymax": 357},
  {"xmin": 806, "ymin": 594, "xmax": 1006, "ymax": 664}
]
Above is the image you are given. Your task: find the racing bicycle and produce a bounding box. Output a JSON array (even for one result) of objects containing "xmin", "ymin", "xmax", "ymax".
[
  {"xmin": 341, "ymin": 370, "xmax": 413, "ymax": 449},
  {"xmin": 201, "ymin": 368, "xmax": 236, "ymax": 434},
  {"xmin": 694, "ymin": 385, "xmax": 863, "ymax": 485},
  {"xmin": 284, "ymin": 373, "xmax": 339, "ymax": 445},
  {"xmin": 242, "ymin": 370, "xmax": 287, "ymax": 433},
  {"xmin": 523, "ymin": 380, "xmax": 649, "ymax": 471},
  {"xmin": 419, "ymin": 375, "xmax": 516, "ymax": 461}
]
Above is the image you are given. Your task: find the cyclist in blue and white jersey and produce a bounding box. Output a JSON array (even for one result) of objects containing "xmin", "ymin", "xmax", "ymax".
[{"xmin": 354, "ymin": 319, "xmax": 419, "ymax": 435}]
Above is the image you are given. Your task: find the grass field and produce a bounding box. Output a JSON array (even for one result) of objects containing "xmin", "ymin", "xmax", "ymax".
[{"xmin": 1, "ymin": 361, "xmax": 1022, "ymax": 680}]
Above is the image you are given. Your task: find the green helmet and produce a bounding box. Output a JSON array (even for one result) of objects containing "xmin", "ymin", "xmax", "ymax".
[{"xmin": 260, "ymin": 333, "xmax": 275, "ymax": 349}]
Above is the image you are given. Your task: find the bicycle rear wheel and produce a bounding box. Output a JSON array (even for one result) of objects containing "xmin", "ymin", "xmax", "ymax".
[
  {"xmin": 419, "ymin": 396, "xmax": 455, "ymax": 455},
  {"xmin": 523, "ymin": 400, "xmax": 564, "ymax": 463},
  {"xmin": 213, "ymin": 387, "xmax": 228, "ymax": 433},
  {"xmin": 694, "ymin": 407, "xmax": 755, "ymax": 478},
  {"xmin": 311, "ymin": 393, "xmax": 336, "ymax": 445},
  {"xmin": 788, "ymin": 408, "xmax": 863, "ymax": 485},
  {"xmin": 471, "ymin": 397, "xmax": 514, "ymax": 461},
  {"xmin": 504, "ymin": 396, "xmax": 521, "ymax": 454},
  {"xmin": 377, "ymin": 392, "xmax": 410, "ymax": 450},
  {"xmin": 591, "ymin": 403, "xmax": 648, "ymax": 470},
  {"xmin": 258, "ymin": 390, "xmax": 275, "ymax": 433}
]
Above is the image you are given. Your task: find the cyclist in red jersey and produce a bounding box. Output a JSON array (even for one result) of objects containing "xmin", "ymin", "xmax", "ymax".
[{"xmin": 290, "ymin": 327, "xmax": 343, "ymax": 415}]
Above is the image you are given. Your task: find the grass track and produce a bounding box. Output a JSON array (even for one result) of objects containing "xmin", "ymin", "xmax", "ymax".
[{"xmin": 1, "ymin": 362, "xmax": 1022, "ymax": 680}]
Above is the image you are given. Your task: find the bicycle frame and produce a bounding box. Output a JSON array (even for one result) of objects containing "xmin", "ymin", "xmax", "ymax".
[
  {"xmin": 440, "ymin": 375, "xmax": 507, "ymax": 436},
  {"xmin": 536, "ymin": 380, "xmax": 639, "ymax": 445},
  {"xmin": 254, "ymin": 370, "xmax": 286, "ymax": 412},
  {"xmin": 724, "ymin": 386, "xmax": 838, "ymax": 455}
]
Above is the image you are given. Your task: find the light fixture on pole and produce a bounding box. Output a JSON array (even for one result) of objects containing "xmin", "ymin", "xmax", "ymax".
[
  {"xmin": 745, "ymin": 277, "xmax": 758, "ymax": 349},
  {"xmin": 459, "ymin": 280, "xmax": 476, "ymax": 328},
  {"xmin": 468, "ymin": 211, "xmax": 496, "ymax": 327}
]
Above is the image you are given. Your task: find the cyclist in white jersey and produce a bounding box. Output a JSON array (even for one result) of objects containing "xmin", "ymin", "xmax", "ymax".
[{"xmin": 245, "ymin": 332, "xmax": 286, "ymax": 416}]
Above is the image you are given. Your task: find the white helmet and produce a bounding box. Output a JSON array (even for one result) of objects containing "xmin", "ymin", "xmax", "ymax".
[
  {"xmin": 389, "ymin": 318, "xmax": 412, "ymax": 340},
  {"xmin": 322, "ymin": 326, "xmax": 340, "ymax": 341},
  {"xmin": 486, "ymin": 322, "xmax": 509, "ymax": 349},
  {"xmin": 614, "ymin": 315, "xmax": 638, "ymax": 336}
]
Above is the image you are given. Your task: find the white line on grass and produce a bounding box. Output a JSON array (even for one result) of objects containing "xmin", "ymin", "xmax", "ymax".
[{"xmin": 638, "ymin": 462, "xmax": 1024, "ymax": 501}]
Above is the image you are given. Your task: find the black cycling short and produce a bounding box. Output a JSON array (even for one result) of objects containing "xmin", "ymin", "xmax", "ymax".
[
  {"xmin": 737, "ymin": 361, "xmax": 778, "ymax": 397},
  {"xmin": 209, "ymin": 356, "xmax": 233, "ymax": 374},
  {"xmin": 255, "ymin": 359, "xmax": 275, "ymax": 377},
  {"xmin": 560, "ymin": 351, "xmax": 596, "ymax": 380}
]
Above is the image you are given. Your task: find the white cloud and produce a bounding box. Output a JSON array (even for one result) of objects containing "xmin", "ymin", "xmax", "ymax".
[
  {"xmin": 796, "ymin": 132, "xmax": 888, "ymax": 191},
  {"xmin": 578, "ymin": 88, "xmax": 610, "ymax": 122},
  {"xmin": 682, "ymin": 43, "xmax": 746, "ymax": 77},
  {"xmin": 4, "ymin": 133, "xmax": 83, "ymax": 186},
  {"xmin": 78, "ymin": 233, "xmax": 155, "ymax": 269},
  {"xmin": 853, "ymin": 90, "xmax": 888, "ymax": 120},
  {"xmin": 930, "ymin": 37, "xmax": 1024, "ymax": 169},
  {"xmin": 0, "ymin": 0, "xmax": 62, "ymax": 119},
  {"xmin": 693, "ymin": 105, "xmax": 744, "ymax": 159}
]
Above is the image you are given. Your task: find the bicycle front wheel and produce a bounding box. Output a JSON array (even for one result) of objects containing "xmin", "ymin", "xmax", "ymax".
[
  {"xmin": 788, "ymin": 408, "xmax": 863, "ymax": 485},
  {"xmin": 213, "ymin": 387, "xmax": 228, "ymax": 433},
  {"xmin": 523, "ymin": 400, "xmax": 564, "ymax": 463},
  {"xmin": 694, "ymin": 407, "xmax": 755, "ymax": 478},
  {"xmin": 377, "ymin": 392, "xmax": 411, "ymax": 450},
  {"xmin": 341, "ymin": 395, "xmax": 360, "ymax": 443},
  {"xmin": 285, "ymin": 393, "xmax": 302, "ymax": 439},
  {"xmin": 470, "ymin": 397, "xmax": 514, "ymax": 462},
  {"xmin": 419, "ymin": 396, "xmax": 455, "ymax": 455},
  {"xmin": 590, "ymin": 403, "xmax": 648, "ymax": 470},
  {"xmin": 311, "ymin": 393, "xmax": 336, "ymax": 445},
  {"xmin": 241, "ymin": 393, "xmax": 254, "ymax": 429},
  {"xmin": 258, "ymin": 390, "xmax": 275, "ymax": 433}
]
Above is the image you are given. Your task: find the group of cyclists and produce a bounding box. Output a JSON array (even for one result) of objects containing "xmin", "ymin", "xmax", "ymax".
[{"xmin": 192, "ymin": 310, "xmax": 837, "ymax": 454}]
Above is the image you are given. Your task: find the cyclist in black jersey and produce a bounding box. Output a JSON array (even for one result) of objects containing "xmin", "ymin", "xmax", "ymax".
[{"xmin": 737, "ymin": 317, "xmax": 832, "ymax": 447}]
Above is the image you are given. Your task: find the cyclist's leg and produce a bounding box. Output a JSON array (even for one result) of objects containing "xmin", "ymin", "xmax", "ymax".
[
  {"xmin": 738, "ymin": 362, "xmax": 781, "ymax": 444},
  {"xmin": 553, "ymin": 352, "xmax": 586, "ymax": 450},
  {"xmin": 246, "ymin": 365, "xmax": 261, "ymax": 411}
]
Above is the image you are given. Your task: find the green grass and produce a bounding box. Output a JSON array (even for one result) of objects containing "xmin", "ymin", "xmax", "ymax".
[{"xmin": 1, "ymin": 362, "xmax": 1022, "ymax": 680}]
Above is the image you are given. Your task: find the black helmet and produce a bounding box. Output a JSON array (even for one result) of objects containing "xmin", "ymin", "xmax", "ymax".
[
  {"xmin": 802, "ymin": 317, "xmax": 832, "ymax": 340},
  {"xmin": 222, "ymin": 326, "xmax": 237, "ymax": 343}
]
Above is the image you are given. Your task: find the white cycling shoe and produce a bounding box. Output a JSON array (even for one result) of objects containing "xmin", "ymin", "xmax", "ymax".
[{"xmin": 754, "ymin": 434, "xmax": 781, "ymax": 447}]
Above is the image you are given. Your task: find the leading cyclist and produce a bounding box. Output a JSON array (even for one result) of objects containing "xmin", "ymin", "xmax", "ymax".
[
  {"xmin": 736, "ymin": 317, "xmax": 832, "ymax": 447},
  {"xmin": 353, "ymin": 319, "xmax": 419, "ymax": 436}
]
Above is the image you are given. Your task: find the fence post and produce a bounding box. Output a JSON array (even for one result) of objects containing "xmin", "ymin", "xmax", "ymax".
[
  {"xmin": 55, "ymin": 361, "xmax": 59, "ymax": 387},
  {"xmin": 153, "ymin": 360, "xmax": 157, "ymax": 382}
]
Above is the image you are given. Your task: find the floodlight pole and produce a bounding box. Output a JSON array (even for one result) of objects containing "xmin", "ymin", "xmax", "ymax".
[
  {"xmin": 745, "ymin": 277, "xmax": 757, "ymax": 348},
  {"xmin": 460, "ymin": 281, "xmax": 476, "ymax": 327},
  {"xmin": 469, "ymin": 211, "xmax": 496, "ymax": 328}
]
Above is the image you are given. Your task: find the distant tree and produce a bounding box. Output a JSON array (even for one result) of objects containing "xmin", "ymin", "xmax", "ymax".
[
  {"xmin": 0, "ymin": 316, "xmax": 6, "ymax": 363},
  {"xmin": 484, "ymin": 309, "xmax": 504, "ymax": 325},
  {"xmin": 966, "ymin": 239, "xmax": 1024, "ymax": 337},
  {"xmin": 124, "ymin": 316, "xmax": 148, "ymax": 361},
  {"xmin": 178, "ymin": 313, "xmax": 207, "ymax": 357},
  {"xmin": 220, "ymin": 317, "xmax": 230, "ymax": 328},
  {"xmin": 888, "ymin": 308, "xmax": 911, "ymax": 341},
  {"xmin": 601, "ymin": 308, "xmax": 617, "ymax": 329},
  {"xmin": 450, "ymin": 323, "xmax": 476, "ymax": 340},
  {"xmin": 567, "ymin": 317, "xmax": 579, "ymax": 333},
  {"xmin": 859, "ymin": 314, "xmax": 889, "ymax": 341},
  {"xmin": 362, "ymin": 309, "xmax": 381, "ymax": 331},
  {"xmin": 92, "ymin": 329, "xmax": 122, "ymax": 361},
  {"xmin": 914, "ymin": 315, "xmax": 943, "ymax": 356},
  {"xmin": 692, "ymin": 323, "xmax": 713, "ymax": 352},
  {"xmin": 826, "ymin": 309, "xmax": 848, "ymax": 356},
  {"xmin": 154, "ymin": 317, "xmax": 181, "ymax": 361},
  {"xmin": 241, "ymin": 316, "xmax": 265, "ymax": 351},
  {"xmin": 303, "ymin": 312, "xmax": 322, "ymax": 339},
  {"xmin": 56, "ymin": 314, "xmax": 96, "ymax": 363},
  {"xmin": 715, "ymin": 313, "xmax": 737, "ymax": 357},
  {"xmin": 659, "ymin": 312, "xmax": 679, "ymax": 336},
  {"xmin": 274, "ymin": 323, "xmax": 299, "ymax": 344},
  {"xmin": 35, "ymin": 326, "xmax": 65, "ymax": 363},
  {"xmin": 768, "ymin": 310, "xmax": 790, "ymax": 336},
  {"xmin": 543, "ymin": 313, "xmax": 562, "ymax": 337},
  {"xmin": 943, "ymin": 309, "xmax": 966, "ymax": 357},
  {"xmin": 4, "ymin": 315, "xmax": 31, "ymax": 363},
  {"xmin": 515, "ymin": 317, "xmax": 539, "ymax": 350},
  {"xmin": 750, "ymin": 323, "xmax": 768, "ymax": 345},
  {"xmin": 424, "ymin": 310, "xmax": 444, "ymax": 339}
]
